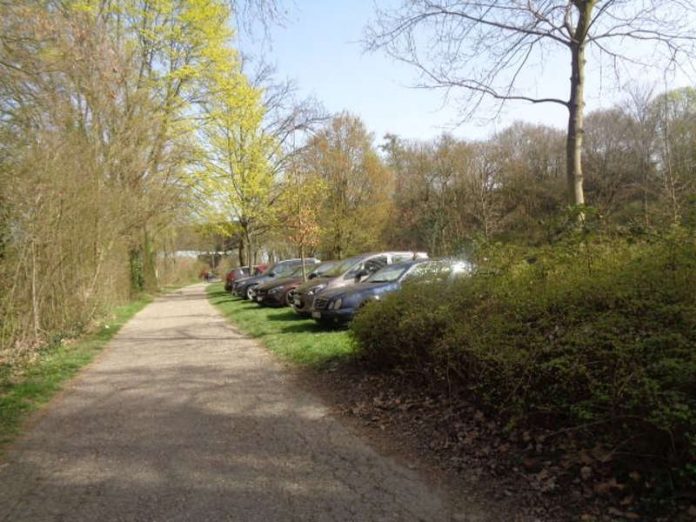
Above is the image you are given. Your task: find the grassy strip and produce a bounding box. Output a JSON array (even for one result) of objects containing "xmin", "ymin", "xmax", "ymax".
[
  {"xmin": 207, "ymin": 283, "xmax": 355, "ymax": 367},
  {"xmin": 0, "ymin": 296, "xmax": 152, "ymax": 452}
]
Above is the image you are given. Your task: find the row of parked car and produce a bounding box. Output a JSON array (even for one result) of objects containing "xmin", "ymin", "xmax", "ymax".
[{"xmin": 223, "ymin": 251, "xmax": 471, "ymax": 326}]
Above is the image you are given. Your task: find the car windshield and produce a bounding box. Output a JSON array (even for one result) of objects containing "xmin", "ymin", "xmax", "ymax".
[
  {"xmin": 322, "ymin": 257, "xmax": 362, "ymax": 278},
  {"xmin": 365, "ymin": 264, "xmax": 410, "ymax": 283},
  {"xmin": 314, "ymin": 260, "xmax": 338, "ymax": 275},
  {"xmin": 274, "ymin": 263, "xmax": 300, "ymax": 276},
  {"xmin": 289, "ymin": 264, "xmax": 317, "ymax": 277},
  {"xmin": 285, "ymin": 266, "xmax": 304, "ymax": 277}
]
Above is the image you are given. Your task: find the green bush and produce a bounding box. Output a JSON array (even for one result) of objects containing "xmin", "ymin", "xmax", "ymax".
[{"xmin": 351, "ymin": 229, "xmax": 696, "ymax": 476}]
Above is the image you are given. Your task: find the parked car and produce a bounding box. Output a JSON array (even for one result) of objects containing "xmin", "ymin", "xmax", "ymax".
[
  {"xmin": 291, "ymin": 251, "xmax": 428, "ymax": 317},
  {"xmin": 224, "ymin": 267, "xmax": 250, "ymax": 292},
  {"xmin": 253, "ymin": 260, "xmax": 339, "ymax": 307},
  {"xmin": 309, "ymin": 258, "xmax": 472, "ymax": 325},
  {"xmin": 224, "ymin": 264, "xmax": 268, "ymax": 292},
  {"xmin": 233, "ymin": 258, "xmax": 321, "ymax": 300}
]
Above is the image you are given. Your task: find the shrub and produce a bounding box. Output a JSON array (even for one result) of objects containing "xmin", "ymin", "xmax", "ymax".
[{"xmin": 351, "ymin": 229, "xmax": 696, "ymax": 480}]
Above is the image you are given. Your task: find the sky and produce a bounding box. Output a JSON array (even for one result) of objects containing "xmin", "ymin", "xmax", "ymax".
[{"xmin": 238, "ymin": 0, "xmax": 693, "ymax": 144}]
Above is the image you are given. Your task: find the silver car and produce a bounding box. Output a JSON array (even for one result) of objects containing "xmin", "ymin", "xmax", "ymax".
[{"xmin": 291, "ymin": 251, "xmax": 428, "ymax": 317}]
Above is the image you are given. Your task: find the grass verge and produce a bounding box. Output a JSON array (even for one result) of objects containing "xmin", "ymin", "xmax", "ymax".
[
  {"xmin": 207, "ymin": 283, "xmax": 355, "ymax": 367},
  {"xmin": 0, "ymin": 296, "xmax": 152, "ymax": 453}
]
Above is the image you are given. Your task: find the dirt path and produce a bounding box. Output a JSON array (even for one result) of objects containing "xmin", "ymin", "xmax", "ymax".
[{"xmin": 0, "ymin": 284, "xmax": 489, "ymax": 522}]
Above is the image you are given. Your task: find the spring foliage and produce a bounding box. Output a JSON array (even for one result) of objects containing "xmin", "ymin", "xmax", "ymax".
[
  {"xmin": 0, "ymin": 0, "xmax": 263, "ymax": 356},
  {"xmin": 351, "ymin": 226, "xmax": 696, "ymax": 489}
]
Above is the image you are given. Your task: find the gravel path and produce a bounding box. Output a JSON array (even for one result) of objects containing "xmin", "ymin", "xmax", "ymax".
[{"xmin": 0, "ymin": 284, "xmax": 486, "ymax": 522}]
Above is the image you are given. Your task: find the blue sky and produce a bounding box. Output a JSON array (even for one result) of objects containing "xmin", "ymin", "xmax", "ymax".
[{"xmin": 238, "ymin": 0, "xmax": 692, "ymax": 144}]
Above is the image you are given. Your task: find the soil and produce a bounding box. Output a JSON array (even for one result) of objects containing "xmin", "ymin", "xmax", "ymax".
[{"xmin": 301, "ymin": 361, "xmax": 695, "ymax": 522}]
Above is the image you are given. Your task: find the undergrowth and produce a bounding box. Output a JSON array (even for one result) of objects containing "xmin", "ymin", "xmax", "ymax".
[{"xmin": 351, "ymin": 226, "xmax": 696, "ymax": 507}]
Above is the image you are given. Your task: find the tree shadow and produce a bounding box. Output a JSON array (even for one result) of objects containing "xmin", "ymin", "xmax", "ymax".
[
  {"xmin": 0, "ymin": 360, "xmax": 454, "ymax": 521},
  {"xmin": 278, "ymin": 322, "xmax": 332, "ymax": 334},
  {"xmin": 264, "ymin": 309, "xmax": 304, "ymax": 322}
]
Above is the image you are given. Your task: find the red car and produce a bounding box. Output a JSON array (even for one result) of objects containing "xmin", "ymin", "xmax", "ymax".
[{"xmin": 224, "ymin": 265, "xmax": 267, "ymax": 292}]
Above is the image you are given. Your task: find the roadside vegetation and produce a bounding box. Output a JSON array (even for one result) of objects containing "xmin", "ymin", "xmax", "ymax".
[
  {"xmin": 212, "ymin": 225, "xmax": 695, "ymax": 518},
  {"xmin": 0, "ymin": 296, "xmax": 151, "ymax": 453},
  {"xmin": 352, "ymin": 227, "xmax": 696, "ymax": 513},
  {"xmin": 207, "ymin": 285, "xmax": 353, "ymax": 366}
]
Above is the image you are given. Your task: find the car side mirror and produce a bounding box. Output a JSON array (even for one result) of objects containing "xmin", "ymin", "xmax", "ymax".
[{"xmin": 308, "ymin": 272, "xmax": 317, "ymax": 280}]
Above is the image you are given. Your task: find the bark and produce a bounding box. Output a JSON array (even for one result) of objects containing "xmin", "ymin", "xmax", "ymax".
[
  {"xmin": 238, "ymin": 237, "xmax": 246, "ymax": 267},
  {"xmin": 31, "ymin": 238, "xmax": 39, "ymax": 338},
  {"xmin": 245, "ymin": 228, "xmax": 254, "ymax": 269},
  {"xmin": 566, "ymin": 1, "xmax": 593, "ymax": 207},
  {"xmin": 299, "ymin": 244, "xmax": 306, "ymax": 281},
  {"xmin": 142, "ymin": 227, "xmax": 158, "ymax": 292}
]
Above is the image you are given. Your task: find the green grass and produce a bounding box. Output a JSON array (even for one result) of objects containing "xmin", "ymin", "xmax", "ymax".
[
  {"xmin": 0, "ymin": 296, "xmax": 152, "ymax": 453},
  {"xmin": 207, "ymin": 283, "xmax": 355, "ymax": 367}
]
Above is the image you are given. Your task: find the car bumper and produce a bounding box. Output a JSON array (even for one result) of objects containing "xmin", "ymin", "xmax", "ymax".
[
  {"xmin": 256, "ymin": 292, "xmax": 285, "ymax": 307},
  {"xmin": 310, "ymin": 308, "xmax": 355, "ymax": 323},
  {"xmin": 291, "ymin": 294, "xmax": 314, "ymax": 316}
]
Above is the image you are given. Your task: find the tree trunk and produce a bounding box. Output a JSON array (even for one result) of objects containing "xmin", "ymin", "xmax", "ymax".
[
  {"xmin": 129, "ymin": 246, "xmax": 144, "ymax": 295},
  {"xmin": 142, "ymin": 226, "xmax": 158, "ymax": 292},
  {"xmin": 31, "ymin": 237, "xmax": 39, "ymax": 338},
  {"xmin": 246, "ymin": 230, "xmax": 254, "ymax": 269},
  {"xmin": 238, "ymin": 237, "xmax": 245, "ymax": 267},
  {"xmin": 300, "ymin": 244, "xmax": 307, "ymax": 281},
  {"xmin": 566, "ymin": 1, "xmax": 594, "ymax": 207}
]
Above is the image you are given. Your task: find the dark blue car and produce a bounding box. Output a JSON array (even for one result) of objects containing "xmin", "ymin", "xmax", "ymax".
[{"xmin": 309, "ymin": 259, "xmax": 472, "ymax": 325}]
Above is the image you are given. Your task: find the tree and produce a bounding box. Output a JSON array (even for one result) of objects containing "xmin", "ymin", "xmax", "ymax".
[
  {"xmin": 199, "ymin": 61, "xmax": 275, "ymax": 269},
  {"xmin": 0, "ymin": 0, "xmax": 252, "ymax": 353},
  {"xmin": 582, "ymin": 107, "xmax": 646, "ymax": 220},
  {"xmin": 276, "ymin": 162, "xmax": 326, "ymax": 280},
  {"xmin": 0, "ymin": 0, "xmax": 186, "ymax": 346},
  {"xmin": 366, "ymin": 1, "xmax": 696, "ymax": 207},
  {"xmin": 304, "ymin": 114, "xmax": 393, "ymax": 259},
  {"xmin": 198, "ymin": 56, "xmax": 324, "ymax": 267},
  {"xmin": 651, "ymin": 87, "xmax": 696, "ymax": 225}
]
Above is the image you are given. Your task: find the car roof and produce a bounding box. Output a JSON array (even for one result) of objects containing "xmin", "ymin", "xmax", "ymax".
[{"xmin": 378, "ymin": 259, "xmax": 427, "ymax": 270}]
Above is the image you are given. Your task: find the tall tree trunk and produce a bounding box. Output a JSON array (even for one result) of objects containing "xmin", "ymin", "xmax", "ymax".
[
  {"xmin": 245, "ymin": 229, "xmax": 254, "ymax": 269},
  {"xmin": 129, "ymin": 246, "xmax": 144, "ymax": 295},
  {"xmin": 566, "ymin": 1, "xmax": 594, "ymax": 207},
  {"xmin": 142, "ymin": 226, "xmax": 158, "ymax": 292},
  {"xmin": 31, "ymin": 237, "xmax": 39, "ymax": 338},
  {"xmin": 238, "ymin": 237, "xmax": 245, "ymax": 267},
  {"xmin": 299, "ymin": 244, "xmax": 307, "ymax": 281}
]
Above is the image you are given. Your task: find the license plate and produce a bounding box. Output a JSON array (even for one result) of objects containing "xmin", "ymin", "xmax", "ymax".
[
  {"xmin": 294, "ymin": 296, "xmax": 301, "ymax": 306},
  {"xmin": 256, "ymin": 296, "xmax": 263, "ymax": 302},
  {"xmin": 311, "ymin": 311, "xmax": 321, "ymax": 319}
]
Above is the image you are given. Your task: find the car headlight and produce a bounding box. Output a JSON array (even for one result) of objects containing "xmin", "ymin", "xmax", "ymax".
[
  {"xmin": 332, "ymin": 298, "xmax": 342, "ymax": 310},
  {"xmin": 308, "ymin": 284, "xmax": 326, "ymax": 296},
  {"xmin": 269, "ymin": 286, "xmax": 284, "ymax": 294}
]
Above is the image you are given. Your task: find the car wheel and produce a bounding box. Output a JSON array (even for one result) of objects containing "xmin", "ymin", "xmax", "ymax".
[
  {"xmin": 246, "ymin": 286, "xmax": 255, "ymax": 300},
  {"xmin": 285, "ymin": 289, "xmax": 295, "ymax": 307}
]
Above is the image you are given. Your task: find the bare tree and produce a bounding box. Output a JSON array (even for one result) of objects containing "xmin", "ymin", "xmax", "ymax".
[
  {"xmin": 246, "ymin": 60, "xmax": 327, "ymax": 175},
  {"xmin": 366, "ymin": 1, "xmax": 696, "ymax": 206}
]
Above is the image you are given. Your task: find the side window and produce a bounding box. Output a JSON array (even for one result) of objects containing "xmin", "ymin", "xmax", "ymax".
[
  {"xmin": 277, "ymin": 263, "xmax": 295, "ymax": 275},
  {"xmin": 344, "ymin": 263, "xmax": 363, "ymax": 279},
  {"xmin": 365, "ymin": 256, "xmax": 388, "ymax": 274}
]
